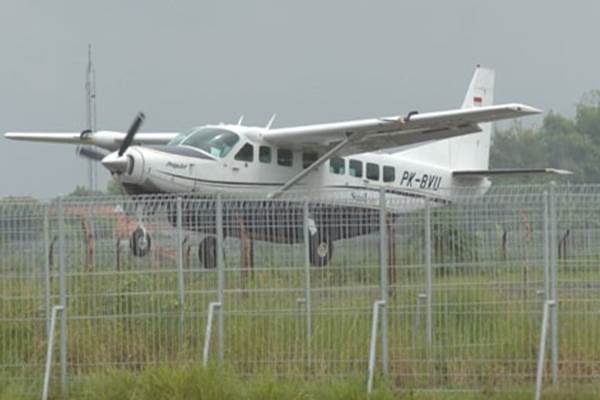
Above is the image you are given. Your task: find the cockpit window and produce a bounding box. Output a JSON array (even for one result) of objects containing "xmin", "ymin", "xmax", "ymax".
[
  {"xmin": 179, "ymin": 128, "xmax": 240, "ymax": 158},
  {"xmin": 167, "ymin": 131, "xmax": 191, "ymax": 146}
]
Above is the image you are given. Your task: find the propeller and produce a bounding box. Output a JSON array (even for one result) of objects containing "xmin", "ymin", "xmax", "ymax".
[
  {"xmin": 101, "ymin": 112, "xmax": 145, "ymax": 174},
  {"xmin": 118, "ymin": 112, "xmax": 145, "ymax": 156}
]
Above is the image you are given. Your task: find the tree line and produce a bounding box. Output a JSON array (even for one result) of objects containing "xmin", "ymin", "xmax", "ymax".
[{"xmin": 490, "ymin": 91, "xmax": 600, "ymax": 183}]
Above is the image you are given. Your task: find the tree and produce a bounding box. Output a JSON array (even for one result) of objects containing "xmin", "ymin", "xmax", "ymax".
[
  {"xmin": 575, "ymin": 90, "xmax": 600, "ymax": 143},
  {"xmin": 490, "ymin": 122, "xmax": 547, "ymax": 169},
  {"xmin": 490, "ymin": 91, "xmax": 600, "ymax": 184},
  {"xmin": 67, "ymin": 185, "xmax": 103, "ymax": 197},
  {"xmin": 106, "ymin": 180, "xmax": 124, "ymax": 196}
]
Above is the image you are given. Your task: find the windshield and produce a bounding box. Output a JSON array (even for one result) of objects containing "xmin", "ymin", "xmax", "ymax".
[
  {"xmin": 176, "ymin": 127, "xmax": 240, "ymax": 158},
  {"xmin": 167, "ymin": 130, "xmax": 191, "ymax": 146}
]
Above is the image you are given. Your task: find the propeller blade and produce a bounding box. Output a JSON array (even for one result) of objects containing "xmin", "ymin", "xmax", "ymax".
[
  {"xmin": 77, "ymin": 145, "xmax": 108, "ymax": 161},
  {"xmin": 118, "ymin": 112, "xmax": 145, "ymax": 156}
]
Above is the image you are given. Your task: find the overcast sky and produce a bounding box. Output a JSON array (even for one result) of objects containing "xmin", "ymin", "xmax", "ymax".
[{"xmin": 1, "ymin": 1, "xmax": 600, "ymax": 197}]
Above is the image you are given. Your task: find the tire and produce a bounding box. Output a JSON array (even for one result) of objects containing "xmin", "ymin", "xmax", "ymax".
[
  {"xmin": 130, "ymin": 226, "xmax": 151, "ymax": 257},
  {"xmin": 309, "ymin": 231, "xmax": 333, "ymax": 267},
  {"xmin": 166, "ymin": 201, "xmax": 177, "ymax": 228},
  {"xmin": 199, "ymin": 236, "xmax": 217, "ymax": 269}
]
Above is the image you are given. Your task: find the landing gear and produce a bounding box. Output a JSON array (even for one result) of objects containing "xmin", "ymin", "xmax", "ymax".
[
  {"xmin": 309, "ymin": 231, "xmax": 333, "ymax": 267},
  {"xmin": 198, "ymin": 236, "xmax": 217, "ymax": 269},
  {"xmin": 130, "ymin": 226, "xmax": 151, "ymax": 257}
]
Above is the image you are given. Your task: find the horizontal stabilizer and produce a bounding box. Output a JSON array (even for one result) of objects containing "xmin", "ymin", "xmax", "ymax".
[{"xmin": 453, "ymin": 168, "xmax": 573, "ymax": 177}]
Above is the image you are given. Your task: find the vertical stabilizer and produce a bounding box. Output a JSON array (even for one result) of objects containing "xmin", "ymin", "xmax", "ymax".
[
  {"xmin": 451, "ymin": 66, "xmax": 495, "ymax": 170},
  {"xmin": 396, "ymin": 66, "xmax": 495, "ymax": 171},
  {"xmin": 450, "ymin": 66, "xmax": 495, "ymax": 170}
]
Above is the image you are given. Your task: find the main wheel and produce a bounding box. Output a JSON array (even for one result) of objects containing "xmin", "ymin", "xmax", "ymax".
[
  {"xmin": 198, "ymin": 236, "xmax": 217, "ymax": 269},
  {"xmin": 130, "ymin": 226, "xmax": 151, "ymax": 257},
  {"xmin": 166, "ymin": 200, "xmax": 177, "ymax": 227},
  {"xmin": 309, "ymin": 231, "xmax": 333, "ymax": 267}
]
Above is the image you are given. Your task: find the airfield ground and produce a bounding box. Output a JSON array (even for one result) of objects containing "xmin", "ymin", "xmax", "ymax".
[
  {"xmin": 2, "ymin": 365, "xmax": 599, "ymax": 400},
  {"xmin": 2, "ymin": 265, "xmax": 600, "ymax": 399}
]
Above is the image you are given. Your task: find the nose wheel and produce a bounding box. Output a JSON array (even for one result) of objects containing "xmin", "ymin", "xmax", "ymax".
[
  {"xmin": 130, "ymin": 225, "xmax": 151, "ymax": 257},
  {"xmin": 198, "ymin": 236, "xmax": 217, "ymax": 269}
]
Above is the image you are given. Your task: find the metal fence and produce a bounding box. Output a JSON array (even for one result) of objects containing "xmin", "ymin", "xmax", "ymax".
[{"xmin": 1, "ymin": 184, "xmax": 599, "ymax": 397}]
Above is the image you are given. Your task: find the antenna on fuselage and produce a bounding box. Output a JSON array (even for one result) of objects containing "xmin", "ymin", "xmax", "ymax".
[
  {"xmin": 237, "ymin": 115, "xmax": 244, "ymax": 125},
  {"xmin": 265, "ymin": 113, "xmax": 276, "ymax": 129}
]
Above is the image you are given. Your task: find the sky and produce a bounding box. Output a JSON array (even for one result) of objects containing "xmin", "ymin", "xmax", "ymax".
[{"xmin": 1, "ymin": 1, "xmax": 600, "ymax": 197}]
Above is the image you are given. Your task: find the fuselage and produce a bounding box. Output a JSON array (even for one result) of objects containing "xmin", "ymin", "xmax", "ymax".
[{"xmin": 108, "ymin": 124, "xmax": 490, "ymax": 210}]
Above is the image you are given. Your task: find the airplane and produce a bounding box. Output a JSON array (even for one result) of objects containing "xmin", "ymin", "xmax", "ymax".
[{"xmin": 4, "ymin": 66, "xmax": 569, "ymax": 268}]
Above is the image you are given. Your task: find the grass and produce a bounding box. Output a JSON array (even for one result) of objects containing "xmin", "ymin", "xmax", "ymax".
[
  {"xmin": 2, "ymin": 201, "xmax": 600, "ymax": 397},
  {"xmin": 2, "ymin": 365, "xmax": 599, "ymax": 400},
  {"xmin": 2, "ymin": 259, "xmax": 600, "ymax": 398}
]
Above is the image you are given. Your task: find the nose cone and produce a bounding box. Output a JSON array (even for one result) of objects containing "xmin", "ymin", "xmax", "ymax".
[{"xmin": 101, "ymin": 152, "xmax": 130, "ymax": 173}]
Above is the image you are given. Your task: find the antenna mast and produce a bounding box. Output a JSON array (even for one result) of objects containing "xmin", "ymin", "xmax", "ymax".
[{"xmin": 85, "ymin": 44, "xmax": 98, "ymax": 191}]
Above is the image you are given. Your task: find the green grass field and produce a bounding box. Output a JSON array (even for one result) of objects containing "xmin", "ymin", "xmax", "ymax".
[
  {"xmin": 1, "ymin": 255, "xmax": 600, "ymax": 398},
  {"xmin": 2, "ymin": 365, "xmax": 599, "ymax": 400}
]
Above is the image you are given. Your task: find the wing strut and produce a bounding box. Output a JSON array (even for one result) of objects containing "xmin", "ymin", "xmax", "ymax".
[{"xmin": 268, "ymin": 134, "xmax": 354, "ymax": 199}]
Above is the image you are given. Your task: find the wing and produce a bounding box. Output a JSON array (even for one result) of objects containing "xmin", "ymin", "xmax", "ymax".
[
  {"xmin": 4, "ymin": 131, "xmax": 179, "ymax": 151},
  {"xmin": 262, "ymin": 103, "xmax": 540, "ymax": 156}
]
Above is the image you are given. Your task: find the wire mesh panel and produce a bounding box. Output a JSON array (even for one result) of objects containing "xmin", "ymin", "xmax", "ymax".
[
  {"xmin": 62, "ymin": 197, "xmax": 176, "ymax": 378},
  {"xmin": 554, "ymin": 191, "xmax": 600, "ymax": 383},
  {"xmin": 308, "ymin": 201, "xmax": 381, "ymax": 376},
  {"xmin": 220, "ymin": 198, "xmax": 307, "ymax": 375},
  {"xmin": 1, "ymin": 185, "xmax": 600, "ymax": 397},
  {"xmin": 0, "ymin": 200, "xmax": 49, "ymax": 395},
  {"xmin": 408, "ymin": 193, "xmax": 547, "ymax": 388}
]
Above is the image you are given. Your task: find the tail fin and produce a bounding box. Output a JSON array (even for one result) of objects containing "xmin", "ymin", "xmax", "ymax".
[
  {"xmin": 451, "ymin": 66, "xmax": 495, "ymax": 170},
  {"xmin": 397, "ymin": 66, "xmax": 495, "ymax": 170}
]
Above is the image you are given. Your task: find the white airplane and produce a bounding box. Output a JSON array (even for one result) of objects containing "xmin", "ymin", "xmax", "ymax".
[{"xmin": 5, "ymin": 66, "xmax": 567, "ymax": 267}]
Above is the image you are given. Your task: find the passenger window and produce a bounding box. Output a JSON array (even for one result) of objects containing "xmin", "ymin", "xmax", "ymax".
[
  {"xmin": 259, "ymin": 146, "xmax": 271, "ymax": 163},
  {"xmin": 366, "ymin": 163, "xmax": 380, "ymax": 181},
  {"xmin": 302, "ymin": 152, "xmax": 319, "ymax": 169},
  {"xmin": 383, "ymin": 166, "xmax": 395, "ymax": 182},
  {"xmin": 234, "ymin": 143, "xmax": 254, "ymax": 162},
  {"xmin": 329, "ymin": 157, "xmax": 345, "ymax": 174},
  {"xmin": 349, "ymin": 159, "xmax": 363, "ymax": 178},
  {"xmin": 277, "ymin": 148, "xmax": 293, "ymax": 167}
]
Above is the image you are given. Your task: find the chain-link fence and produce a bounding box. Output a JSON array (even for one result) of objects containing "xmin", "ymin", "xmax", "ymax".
[{"xmin": 1, "ymin": 184, "xmax": 599, "ymax": 397}]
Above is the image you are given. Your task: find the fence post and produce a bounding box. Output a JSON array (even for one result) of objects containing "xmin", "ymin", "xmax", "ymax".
[
  {"xmin": 57, "ymin": 197, "xmax": 67, "ymax": 395},
  {"xmin": 43, "ymin": 208, "xmax": 51, "ymax": 336},
  {"xmin": 42, "ymin": 305, "xmax": 65, "ymax": 400},
  {"xmin": 216, "ymin": 194, "xmax": 225, "ymax": 363},
  {"xmin": 367, "ymin": 300, "xmax": 386, "ymax": 394},
  {"xmin": 202, "ymin": 302, "xmax": 222, "ymax": 367},
  {"xmin": 543, "ymin": 191, "xmax": 550, "ymax": 300},
  {"xmin": 549, "ymin": 183, "xmax": 559, "ymax": 385},
  {"xmin": 535, "ymin": 300, "xmax": 556, "ymax": 400},
  {"xmin": 302, "ymin": 199, "xmax": 312, "ymax": 369},
  {"xmin": 425, "ymin": 200, "xmax": 433, "ymax": 346},
  {"xmin": 378, "ymin": 187, "xmax": 389, "ymax": 375},
  {"xmin": 176, "ymin": 196, "xmax": 185, "ymax": 351}
]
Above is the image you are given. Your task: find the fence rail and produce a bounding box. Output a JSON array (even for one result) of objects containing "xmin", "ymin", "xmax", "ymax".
[{"xmin": 1, "ymin": 184, "xmax": 599, "ymax": 397}]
